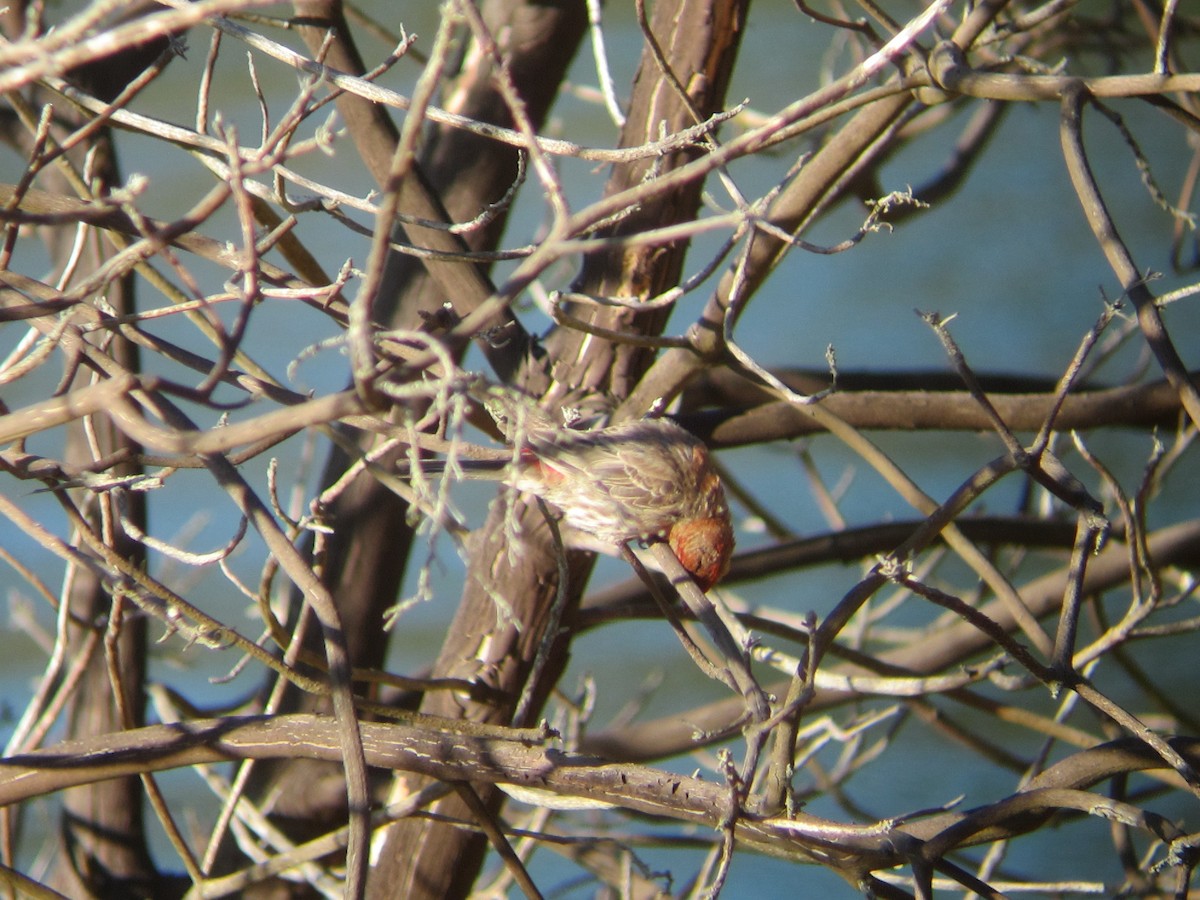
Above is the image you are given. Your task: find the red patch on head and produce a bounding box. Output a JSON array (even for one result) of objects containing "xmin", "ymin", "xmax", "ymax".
[{"xmin": 668, "ymin": 516, "xmax": 734, "ymax": 592}]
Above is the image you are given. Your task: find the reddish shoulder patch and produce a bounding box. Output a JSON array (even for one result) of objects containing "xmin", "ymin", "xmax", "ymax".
[{"xmin": 524, "ymin": 452, "xmax": 566, "ymax": 485}]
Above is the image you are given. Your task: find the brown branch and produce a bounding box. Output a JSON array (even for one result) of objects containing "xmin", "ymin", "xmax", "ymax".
[
  {"xmin": 5, "ymin": 714, "xmax": 1197, "ymax": 882},
  {"xmin": 581, "ymin": 518, "xmax": 1200, "ymax": 762},
  {"xmin": 930, "ymin": 40, "xmax": 1200, "ymax": 102},
  {"xmin": 683, "ymin": 375, "xmax": 1199, "ymax": 447},
  {"xmin": 1059, "ymin": 84, "xmax": 1200, "ymax": 431}
]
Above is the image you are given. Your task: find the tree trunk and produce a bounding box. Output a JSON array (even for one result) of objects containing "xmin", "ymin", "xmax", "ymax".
[{"xmin": 370, "ymin": 2, "xmax": 749, "ymax": 896}]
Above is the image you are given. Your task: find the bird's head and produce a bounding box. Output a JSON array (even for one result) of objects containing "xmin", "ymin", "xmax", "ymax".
[{"xmin": 668, "ymin": 515, "xmax": 734, "ymax": 592}]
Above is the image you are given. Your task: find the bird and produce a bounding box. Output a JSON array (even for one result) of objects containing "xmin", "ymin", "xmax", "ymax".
[{"xmin": 413, "ymin": 417, "xmax": 734, "ymax": 591}]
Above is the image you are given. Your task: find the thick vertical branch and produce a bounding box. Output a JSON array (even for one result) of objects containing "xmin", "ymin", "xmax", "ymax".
[
  {"xmin": 40, "ymin": 115, "xmax": 156, "ymax": 900},
  {"xmin": 545, "ymin": 0, "xmax": 750, "ymax": 410},
  {"xmin": 237, "ymin": 2, "xmax": 591, "ymax": 892},
  {"xmin": 0, "ymin": 6, "xmax": 172, "ymax": 889},
  {"xmin": 372, "ymin": 2, "xmax": 750, "ymax": 897}
]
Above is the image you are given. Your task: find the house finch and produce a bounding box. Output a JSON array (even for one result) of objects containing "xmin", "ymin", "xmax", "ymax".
[{"xmin": 419, "ymin": 418, "xmax": 734, "ymax": 591}]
